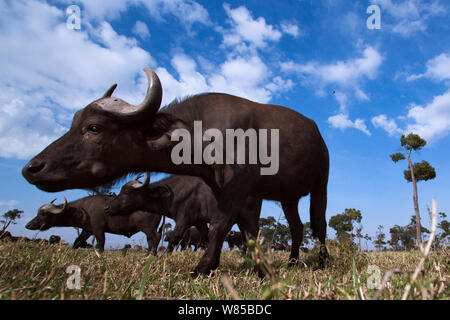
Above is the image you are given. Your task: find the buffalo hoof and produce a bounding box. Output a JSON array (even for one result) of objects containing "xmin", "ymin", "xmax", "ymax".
[
  {"xmin": 288, "ymin": 257, "xmax": 299, "ymax": 266},
  {"xmin": 192, "ymin": 259, "xmax": 218, "ymax": 277},
  {"xmin": 253, "ymin": 265, "xmax": 266, "ymax": 279},
  {"xmin": 318, "ymin": 245, "xmax": 329, "ymax": 269}
]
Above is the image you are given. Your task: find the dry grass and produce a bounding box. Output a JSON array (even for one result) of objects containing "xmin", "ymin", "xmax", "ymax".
[{"xmin": 0, "ymin": 239, "xmax": 448, "ymax": 300}]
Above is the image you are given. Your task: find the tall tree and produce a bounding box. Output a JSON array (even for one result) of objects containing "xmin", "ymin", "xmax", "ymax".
[
  {"xmin": 274, "ymin": 222, "xmax": 291, "ymax": 247},
  {"xmin": 259, "ymin": 216, "xmax": 277, "ymax": 248},
  {"xmin": 328, "ymin": 208, "xmax": 362, "ymax": 246},
  {"xmin": 1, "ymin": 209, "xmax": 23, "ymax": 233},
  {"xmin": 303, "ymin": 222, "xmax": 314, "ymax": 247},
  {"xmin": 389, "ymin": 225, "xmax": 403, "ymax": 251},
  {"xmin": 390, "ymin": 133, "xmax": 436, "ymax": 247},
  {"xmin": 389, "ymin": 215, "xmax": 430, "ymax": 250},
  {"xmin": 436, "ymin": 212, "xmax": 449, "ymax": 248},
  {"xmin": 374, "ymin": 225, "xmax": 386, "ymax": 251}
]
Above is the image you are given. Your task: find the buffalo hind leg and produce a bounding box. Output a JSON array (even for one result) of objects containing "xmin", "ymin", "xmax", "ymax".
[
  {"xmin": 281, "ymin": 200, "xmax": 304, "ymax": 265},
  {"xmin": 310, "ymin": 184, "xmax": 328, "ymax": 267}
]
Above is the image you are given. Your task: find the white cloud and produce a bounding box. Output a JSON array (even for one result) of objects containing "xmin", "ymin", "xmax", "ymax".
[
  {"xmin": 407, "ymin": 53, "xmax": 450, "ymax": 82},
  {"xmin": 372, "ymin": 91, "xmax": 450, "ymax": 141},
  {"xmin": 395, "ymin": 52, "xmax": 450, "ymax": 141},
  {"xmin": 0, "ymin": 1, "xmax": 294, "ymax": 159},
  {"xmin": 210, "ymin": 56, "xmax": 274, "ymax": 102},
  {"xmin": 221, "ymin": 4, "xmax": 302, "ymax": 49},
  {"xmin": 328, "ymin": 113, "xmax": 371, "ymax": 136},
  {"xmin": 58, "ymin": 0, "xmax": 130, "ymax": 20},
  {"xmin": 156, "ymin": 54, "xmax": 290, "ymax": 105},
  {"xmin": 60, "ymin": 0, "xmax": 211, "ymax": 27},
  {"xmin": 371, "ymin": 114, "xmax": 402, "ymax": 136},
  {"xmin": 281, "ymin": 46, "xmax": 383, "ymax": 134},
  {"xmin": 280, "ymin": 22, "xmax": 301, "ymax": 37},
  {"xmin": 143, "ymin": 0, "xmax": 211, "ymax": 27},
  {"xmin": 290, "ymin": 46, "xmax": 382, "ymax": 86},
  {"xmin": 0, "ymin": 99, "xmax": 65, "ymax": 159},
  {"xmin": 265, "ymin": 77, "xmax": 294, "ymax": 93},
  {"xmin": 405, "ymin": 90, "xmax": 450, "ymax": 140},
  {"xmin": 132, "ymin": 21, "xmax": 150, "ymax": 39},
  {"xmin": 371, "ymin": 0, "xmax": 446, "ymax": 36},
  {"xmin": 0, "ymin": 0, "xmax": 153, "ymax": 159},
  {"xmin": 0, "ymin": 200, "xmax": 20, "ymax": 208},
  {"xmin": 222, "ymin": 4, "xmax": 282, "ymax": 49}
]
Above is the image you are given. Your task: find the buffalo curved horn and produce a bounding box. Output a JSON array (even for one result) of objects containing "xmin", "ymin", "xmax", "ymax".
[
  {"xmin": 97, "ymin": 68, "xmax": 162, "ymax": 122},
  {"xmin": 133, "ymin": 172, "xmax": 150, "ymax": 189},
  {"xmin": 102, "ymin": 84, "xmax": 117, "ymax": 98},
  {"xmin": 48, "ymin": 197, "xmax": 68, "ymax": 215}
]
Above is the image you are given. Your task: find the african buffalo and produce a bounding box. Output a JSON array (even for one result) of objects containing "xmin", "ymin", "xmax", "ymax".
[
  {"xmin": 165, "ymin": 227, "xmax": 207, "ymax": 251},
  {"xmin": 22, "ymin": 67, "xmax": 329, "ymax": 275},
  {"xmin": 49, "ymin": 235, "xmax": 61, "ymax": 245},
  {"xmin": 271, "ymin": 243, "xmax": 289, "ymax": 251},
  {"xmin": 225, "ymin": 231, "xmax": 245, "ymax": 252},
  {"xmin": 25, "ymin": 196, "xmax": 163, "ymax": 253},
  {"xmin": 105, "ymin": 174, "xmax": 262, "ymax": 253}
]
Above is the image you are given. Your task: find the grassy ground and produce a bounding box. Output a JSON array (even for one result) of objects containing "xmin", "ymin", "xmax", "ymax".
[{"xmin": 0, "ymin": 239, "xmax": 448, "ymax": 300}]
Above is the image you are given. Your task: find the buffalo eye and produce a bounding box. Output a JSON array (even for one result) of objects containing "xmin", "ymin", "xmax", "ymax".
[{"xmin": 87, "ymin": 124, "xmax": 102, "ymax": 134}]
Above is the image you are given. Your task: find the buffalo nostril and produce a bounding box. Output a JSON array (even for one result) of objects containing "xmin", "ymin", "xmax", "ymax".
[
  {"xmin": 26, "ymin": 160, "xmax": 45, "ymax": 174},
  {"xmin": 104, "ymin": 206, "xmax": 110, "ymax": 213}
]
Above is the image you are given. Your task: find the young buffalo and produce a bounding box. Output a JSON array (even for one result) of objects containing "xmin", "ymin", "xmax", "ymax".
[
  {"xmin": 26, "ymin": 195, "xmax": 162, "ymax": 253},
  {"xmin": 165, "ymin": 227, "xmax": 207, "ymax": 252},
  {"xmin": 104, "ymin": 174, "xmax": 262, "ymax": 253}
]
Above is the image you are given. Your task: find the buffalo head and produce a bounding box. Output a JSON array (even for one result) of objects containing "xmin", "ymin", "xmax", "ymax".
[
  {"xmin": 22, "ymin": 68, "xmax": 172, "ymax": 192},
  {"xmin": 25, "ymin": 197, "xmax": 68, "ymax": 230},
  {"xmin": 104, "ymin": 173, "xmax": 172, "ymax": 216}
]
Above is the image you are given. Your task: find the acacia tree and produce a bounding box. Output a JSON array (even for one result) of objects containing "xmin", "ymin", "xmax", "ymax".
[
  {"xmin": 1, "ymin": 209, "xmax": 23, "ymax": 234},
  {"xmin": 390, "ymin": 133, "xmax": 436, "ymax": 247},
  {"xmin": 374, "ymin": 225, "xmax": 386, "ymax": 251},
  {"xmin": 303, "ymin": 222, "xmax": 314, "ymax": 247},
  {"xmin": 328, "ymin": 208, "xmax": 362, "ymax": 246},
  {"xmin": 259, "ymin": 216, "xmax": 277, "ymax": 248},
  {"xmin": 389, "ymin": 215, "xmax": 430, "ymax": 250},
  {"xmin": 274, "ymin": 222, "xmax": 291, "ymax": 247},
  {"xmin": 436, "ymin": 212, "xmax": 449, "ymax": 248}
]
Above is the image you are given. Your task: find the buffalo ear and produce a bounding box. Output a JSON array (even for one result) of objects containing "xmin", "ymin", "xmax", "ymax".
[
  {"xmin": 148, "ymin": 185, "xmax": 172, "ymax": 198},
  {"xmin": 146, "ymin": 113, "xmax": 188, "ymax": 150}
]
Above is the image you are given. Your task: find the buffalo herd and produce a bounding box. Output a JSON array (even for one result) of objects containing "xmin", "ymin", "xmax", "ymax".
[{"xmin": 21, "ymin": 67, "xmax": 330, "ymax": 276}]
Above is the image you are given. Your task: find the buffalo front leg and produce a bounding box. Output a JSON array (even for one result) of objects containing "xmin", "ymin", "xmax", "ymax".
[
  {"xmin": 195, "ymin": 222, "xmax": 209, "ymax": 250},
  {"xmin": 166, "ymin": 225, "xmax": 188, "ymax": 253},
  {"xmin": 93, "ymin": 231, "xmax": 105, "ymax": 253},
  {"xmin": 193, "ymin": 212, "xmax": 236, "ymax": 276},
  {"xmin": 72, "ymin": 229, "xmax": 91, "ymax": 249},
  {"xmin": 236, "ymin": 214, "xmax": 260, "ymax": 255},
  {"xmin": 143, "ymin": 228, "xmax": 160, "ymax": 256}
]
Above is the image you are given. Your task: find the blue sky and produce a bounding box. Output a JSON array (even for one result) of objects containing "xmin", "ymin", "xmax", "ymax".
[{"xmin": 0, "ymin": 0, "xmax": 449, "ymax": 249}]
